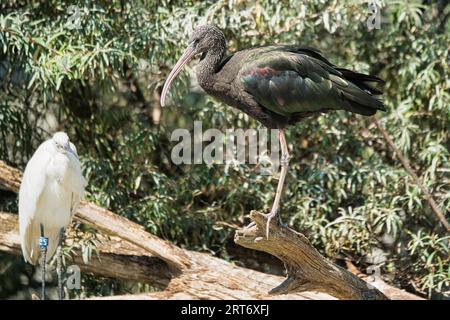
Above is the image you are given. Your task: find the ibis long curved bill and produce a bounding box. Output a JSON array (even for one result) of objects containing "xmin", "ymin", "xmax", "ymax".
[{"xmin": 160, "ymin": 44, "xmax": 196, "ymax": 107}]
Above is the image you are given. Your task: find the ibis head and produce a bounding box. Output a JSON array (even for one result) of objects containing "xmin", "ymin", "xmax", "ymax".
[{"xmin": 160, "ymin": 25, "xmax": 225, "ymax": 107}]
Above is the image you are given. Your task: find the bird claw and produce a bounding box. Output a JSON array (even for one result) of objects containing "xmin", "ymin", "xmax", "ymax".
[
  {"xmin": 254, "ymin": 236, "xmax": 264, "ymax": 242},
  {"xmin": 245, "ymin": 221, "xmax": 256, "ymax": 229}
]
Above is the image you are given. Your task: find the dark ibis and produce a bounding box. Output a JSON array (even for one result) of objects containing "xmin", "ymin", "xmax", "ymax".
[{"xmin": 161, "ymin": 25, "xmax": 385, "ymax": 238}]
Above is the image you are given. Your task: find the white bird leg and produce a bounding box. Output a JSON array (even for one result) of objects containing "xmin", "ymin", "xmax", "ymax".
[
  {"xmin": 265, "ymin": 129, "xmax": 289, "ymax": 239},
  {"xmin": 39, "ymin": 223, "xmax": 48, "ymax": 300},
  {"xmin": 57, "ymin": 227, "xmax": 65, "ymax": 300}
]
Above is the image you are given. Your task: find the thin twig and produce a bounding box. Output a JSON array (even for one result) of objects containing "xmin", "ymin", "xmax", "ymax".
[{"xmin": 373, "ymin": 119, "xmax": 450, "ymax": 232}]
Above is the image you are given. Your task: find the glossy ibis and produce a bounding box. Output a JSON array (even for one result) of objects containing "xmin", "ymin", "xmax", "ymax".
[{"xmin": 161, "ymin": 25, "xmax": 385, "ymax": 238}]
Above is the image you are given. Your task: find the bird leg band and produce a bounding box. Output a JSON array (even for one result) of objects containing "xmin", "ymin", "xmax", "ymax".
[{"xmin": 39, "ymin": 223, "xmax": 48, "ymax": 300}]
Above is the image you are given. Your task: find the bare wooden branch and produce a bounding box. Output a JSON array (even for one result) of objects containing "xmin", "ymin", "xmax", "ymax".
[
  {"xmin": 88, "ymin": 290, "xmax": 326, "ymax": 300},
  {"xmin": 0, "ymin": 161, "xmax": 421, "ymax": 300},
  {"xmin": 76, "ymin": 201, "xmax": 190, "ymax": 271},
  {"xmin": 0, "ymin": 212, "xmax": 172, "ymax": 288},
  {"xmin": 0, "ymin": 161, "xmax": 22, "ymax": 193},
  {"xmin": 345, "ymin": 261, "xmax": 424, "ymax": 300},
  {"xmin": 373, "ymin": 119, "xmax": 450, "ymax": 232},
  {"xmin": 235, "ymin": 211, "xmax": 388, "ymax": 300},
  {"xmin": 0, "ymin": 213, "xmax": 328, "ymax": 300},
  {"xmin": 86, "ymin": 248, "xmax": 335, "ymax": 300}
]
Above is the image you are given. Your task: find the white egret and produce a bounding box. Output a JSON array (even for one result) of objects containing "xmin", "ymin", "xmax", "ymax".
[{"xmin": 19, "ymin": 132, "xmax": 87, "ymax": 300}]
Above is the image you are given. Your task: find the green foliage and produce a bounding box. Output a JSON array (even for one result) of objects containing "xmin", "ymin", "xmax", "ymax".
[{"xmin": 0, "ymin": 0, "xmax": 449, "ymax": 299}]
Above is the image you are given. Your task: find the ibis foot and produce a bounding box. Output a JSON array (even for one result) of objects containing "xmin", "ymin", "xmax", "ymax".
[{"xmin": 245, "ymin": 221, "xmax": 256, "ymax": 229}]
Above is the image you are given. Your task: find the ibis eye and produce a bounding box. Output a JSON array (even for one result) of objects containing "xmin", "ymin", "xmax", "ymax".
[{"xmin": 191, "ymin": 39, "xmax": 199, "ymax": 47}]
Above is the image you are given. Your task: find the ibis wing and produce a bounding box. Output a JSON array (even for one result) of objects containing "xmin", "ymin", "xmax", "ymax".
[
  {"xmin": 18, "ymin": 141, "xmax": 52, "ymax": 264},
  {"xmin": 238, "ymin": 46, "xmax": 385, "ymax": 117}
]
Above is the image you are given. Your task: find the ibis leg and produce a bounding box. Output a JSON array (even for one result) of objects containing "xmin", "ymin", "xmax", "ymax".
[
  {"xmin": 265, "ymin": 129, "xmax": 289, "ymax": 239},
  {"xmin": 39, "ymin": 224, "xmax": 48, "ymax": 300},
  {"xmin": 57, "ymin": 227, "xmax": 65, "ymax": 300}
]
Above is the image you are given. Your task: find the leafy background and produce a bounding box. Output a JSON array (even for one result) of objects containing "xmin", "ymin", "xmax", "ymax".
[{"xmin": 0, "ymin": 0, "xmax": 449, "ymax": 299}]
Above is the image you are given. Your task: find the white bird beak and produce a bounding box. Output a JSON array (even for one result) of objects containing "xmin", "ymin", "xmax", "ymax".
[{"xmin": 65, "ymin": 144, "xmax": 78, "ymax": 159}]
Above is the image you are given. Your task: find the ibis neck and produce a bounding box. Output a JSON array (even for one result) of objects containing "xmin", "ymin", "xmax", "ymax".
[{"xmin": 196, "ymin": 46, "xmax": 225, "ymax": 92}]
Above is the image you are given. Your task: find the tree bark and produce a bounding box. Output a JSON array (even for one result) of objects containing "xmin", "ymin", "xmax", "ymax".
[
  {"xmin": 0, "ymin": 212, "xmax": 172, "ymax": 288},
  {"xmin": 0, "ymin": 212, "xmax": 328, "ymax": 300},
  {"xmin": 235, "ymin": 211, "xmax": 388, "ymax": 300},
  {"xmin": 0, "ymin": 161, "xmax": 421, "ymax": 300}
]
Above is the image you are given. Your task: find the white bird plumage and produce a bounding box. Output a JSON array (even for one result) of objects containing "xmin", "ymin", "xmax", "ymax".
[{"xmin": 19, "ymin": 132, "xmax": 87, "ymax": 265}]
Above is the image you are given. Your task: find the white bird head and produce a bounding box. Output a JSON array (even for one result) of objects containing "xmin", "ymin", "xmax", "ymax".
[{"xmin": 52, "ymin": 132, "xmax": 77, "ymax": 158}]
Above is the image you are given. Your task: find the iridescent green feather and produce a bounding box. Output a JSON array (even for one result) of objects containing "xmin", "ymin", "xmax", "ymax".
[{"xmin": 238, "ymin": 46, "xmax": 385, "ymax": 117}]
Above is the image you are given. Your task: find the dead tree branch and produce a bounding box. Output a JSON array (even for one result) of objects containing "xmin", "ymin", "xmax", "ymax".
[
  {"xmin": 0, "ymin": 212, "xmax": 327, "ymax": 300},
  {"xmin": 0, "ymin": 161, "xmax": 421, "ymax": 300},
  {"xmin": 0, "ymin": 212, "xmax": 172, "ymax": 287},
  {"xmin": 235, "ymin": 211, "xmax": 388, "ymax": 300},
  {"xmin": 373, "ymin": 119, "xmax": 450, "ymax": 232}
]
